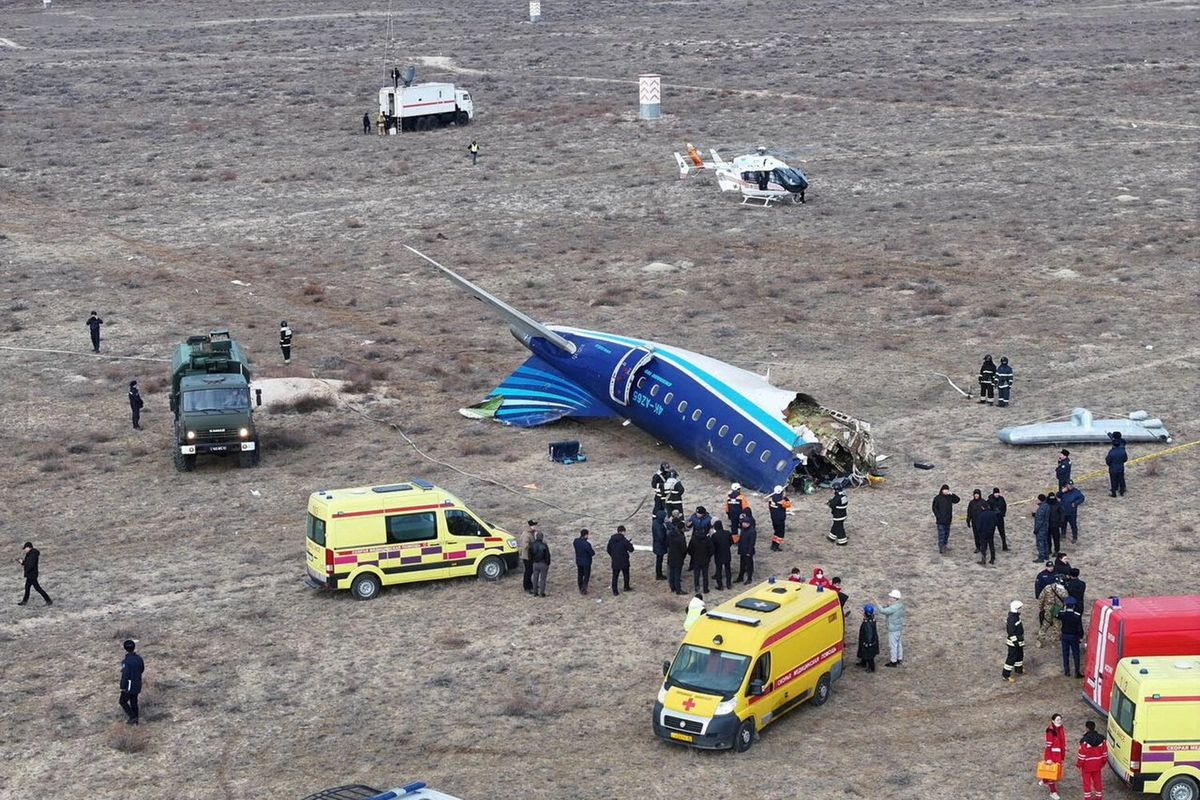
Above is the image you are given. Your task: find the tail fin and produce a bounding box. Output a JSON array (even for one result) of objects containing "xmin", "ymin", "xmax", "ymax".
[
  {"xmin": 465, "ymin": 355, "xmax": 617, "ymax": 427},
  {"xmin": 674, "ymin": 152, "xmax": 690, "ymax": 179}
]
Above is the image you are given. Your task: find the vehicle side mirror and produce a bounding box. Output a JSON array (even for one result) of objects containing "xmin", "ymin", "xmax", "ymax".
[
  {"xmin": 169, "ymin": 397, "xmax": 176, "ymax": 413},
  {"xmin": 662, "ymin": 660, "xmax": 670, "ymax": 677},
  {"xmin": 749, "ymin": 679, "xmax": 765, "ymax": 696},
  {"xmin": 255, "ymin": 388, "xmax": 262, "ymax": 407}
]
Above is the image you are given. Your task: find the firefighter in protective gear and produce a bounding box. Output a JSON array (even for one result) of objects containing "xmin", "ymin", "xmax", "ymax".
[
  {"xmin": 827, "ymin": 487, "xmax": 848, "ymax": 546},
  {"xmin": 1003, "ymin": 600, "xmax": 1026, "ymax": 681},
  {"xmin": 978, "ymin": 355, "xmax": 996, "ymax": 404},
  {"xmin": 279, "ymin": 321, "xmax": 293, "ymax": 364},
  {"xmin": 995, "ymin": 356, "xmax": 1014, "ymax": 407},
  {"xmin": 651, "ymin": 462, "xmax": 670, "ymax": 515},
  {"xmin": 376, "ymin": 110, "xmax": 386, "ymax": 135},
  {"xmin": 663, "ymin": 470, "xmax": 685, "ymax": 517},
  {"xmin": 767, "ymin": 485, "xmax": 791, "ymax": 551},
  {"xmin": 725, "ymin": 483, "xmax": 748, "ymax": 532}
]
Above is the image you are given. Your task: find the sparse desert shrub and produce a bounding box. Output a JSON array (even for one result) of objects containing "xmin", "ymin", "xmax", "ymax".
[
  {"xmin": 460, "ymin": 441, "xmax": 501, "ymax": 457},
  {"xmin": 9, "ymin": 299, "xmax": 28, "ymax": 311},
  {"xmin": 109, "ymin": 722, "xmax": 149, "ymax": 753},
  {"xmin": 345, "ymin": 218, "xmax": 363, "ymax": 228},
  {"xmin": 1143, "ymin": 458, "xmax": 1160, "ymax": 477},
  {"xmin": 218, "ymin": 169, "xmax": 237, "ymax": 182},
  {"xmin": 270, "ymin": 394, "xmax": 336, "ymax": 414},
  {"xmin": 266, "ymin": 430, "xmax": 312, "ymax": 452},
  {"xmin": 302, "ymin": 280, "xmax": 325, "ymax": 296},
  {"xmin": 66, "ymin": 443, "xmax": 92, "ymax": 455}
]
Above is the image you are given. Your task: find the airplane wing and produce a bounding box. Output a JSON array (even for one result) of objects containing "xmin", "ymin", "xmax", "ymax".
[
  {"xmin": 405, "ymin": 246, "xmax": 577, "ymax": 355},
  {"xmin": 461, "ymin": 354, "xmax": 618, "ymax": 427}
]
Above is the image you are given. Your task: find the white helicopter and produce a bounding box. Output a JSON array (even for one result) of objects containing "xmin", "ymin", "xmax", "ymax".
[{"xmin": 675, "ymin": 144, "xmax": 810, "ymax": 207}]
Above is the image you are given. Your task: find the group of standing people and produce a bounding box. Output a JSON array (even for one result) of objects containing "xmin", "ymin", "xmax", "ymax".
[
  {"xmin": 977, "ymin": 354, "xmax": 1015, "ymax": 407},
  {"xmin": 1038, "ymin": 713, "xmax": 1108, "ymax": 800},
  {"xmin": 933, "ymin": 484, "xmax": 1010, "ymax": 561}
]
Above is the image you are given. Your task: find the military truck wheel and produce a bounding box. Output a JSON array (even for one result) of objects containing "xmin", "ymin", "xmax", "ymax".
[
  {"xmin": 174, "ymin": 450, "xmax": 196, "ymax": 472},
  {"xmin": 811, "ymin": 673, "xmax": 832, "ymax": 706},
  {"xmin": 456, "ymin": 110, "xmax": 470, "ymax": 126},
  {"xmin": 351, "ymin": 573, "xmax": 381, "ymax": 601},
  {"xmin": 238, "ymin": 445, "xmax": 260, "ymax": 468},
  {"xmin": 477, "ymin": 555, "xmax": 504, "ymax": 581},
  {"xmin": 733, "ymin": 718, "xmax": 755, "ymax": 753},
  {"xmin": 1163, "ymin": 776, "xmax": 1199, "ymax": 800}
]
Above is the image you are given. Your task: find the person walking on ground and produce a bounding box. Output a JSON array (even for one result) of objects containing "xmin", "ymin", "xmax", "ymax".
[
  {"xmin": 1033, "ymin": 494, "xmax": 1052, "ymax": 563},
  {"xmin": 975, "ymin": 500, "xmax": 999, "ymax": 565},
  {"xmin": 877, "ymin": 589, "xmax": 905, "ymax": 667},
  {"xmin": 710, "ymin": 521, "xmax": 732, "ymax": 590},
  {"xmin": 666, "ymin": 519, "xmax": 687, "ymax": 595},
  {"xmin": 978, "ymin": 355, "xmax": 996, "ymax": 404},
  {"xmin": 827, "ymin": 487, "xmax": 848, "ymax": 546},
  {"xmin": 128, "ymin": 380, "xmax": 144, "ymax": 430},
  {"xmin": 989, "ymin": 487, "xmax": 1010, "ymax": 551},
  {"xmin": 279, "ymin": 321, "xmax": 293, "ymax": 365},
  {"xmin": 1057, "ymin": 596, "xmax": 1084, "ymax": 677},
  {"xmin": 684, "ymin": 593, "xmax": 706, "ymax": 632},
  {"xmin": 1046, "ymin": 494, "xmax": 1065, "ymax": 556},
  {"xmin": 1056, "ymin": 449, "xmax": 1073, "ymax": 492},
  {"xmin": 86, "ymin": 311, "xmax": 104, "ymax": 353},
  {"xmin": 1077, "ymin": 720, "xmax": 1108, "ymax": 800},
  {"xmin": 468, "ymin": 140, "xmax": 479, "ymax": 165},
  {"xmin": 1041, "ymin": 713, "xmax": 1067, "ymax": 800},
  {"xmin": 734, "ymin": 516, "xmax": 757, "ymax": 585},
  {"xmin": 725, "ymin": 483, "xmax": 748, "ymax": 532},
  {"xmin": 995, "ymin": 356, "xmax": 1014, "ymax": 407},
  {"xmin": 966, "ymin": 489, "xmax": 989, "ymax": 553},
  {"xmin": 856, "ymin": 604, "xmax": 880, "ymax": 672},
  {"xmin": 1003, "ymin": 600, "xmax": 1026, "ymax": 682},
  {"xmin": 573, "ymin": 529, "xmax": 594, "ymax": 595},
  {"xmin": 519, "ymin": 520, "xmax": 537, "ymax": 594},
  {"xmin": 119, "ymin": 639, "xmax": 144, "ymax": 725},
  {"xmin": 606, "ymin": 525, "xmax": 634, "ymax": 596},
  {"xmin": 17, "ymin": 542, "xmax": 52, "ymax": 606},
  {"xmin": 663, "ymin": 470, "xmax": 685, "ymax": 518},
  {"xmin": 1058, "ymin": 482, "xmax": 1085, "ymax": 543},
  {"xmin": 686, "ymin": 518, "xmax": 712, "ymax": 594},
  {"xmin": 1036, "ymin": 578, "xmax": 1068, "ymax": 648},
  {"xmin": 1106, "ymin": 432, "xmax": 1128, "ymax": 497},
  {"xmin": 362, "ymin": 112, "xmax": 371, "ymax": 134},
  {"xmin": 768, "ymin": 486, "xmax": 792, "ymax": 550},
  {"xmin": 529, "ymin": 531, "xmax": 550, "ymax": 597},
  {"xmin": 932, "ymin": 484, "xmax": 961, "ymax": 554}
]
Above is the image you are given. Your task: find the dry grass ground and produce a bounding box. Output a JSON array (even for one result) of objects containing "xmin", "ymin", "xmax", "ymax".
[{"xmin": 1, "ymin": 1, "xmax": 1197, "ymax": 798}]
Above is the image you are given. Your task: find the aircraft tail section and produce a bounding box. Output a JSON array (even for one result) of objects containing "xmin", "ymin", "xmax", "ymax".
[{"xmin": 460, "ymin": 354, "xmax": 617, "ymax": 427}]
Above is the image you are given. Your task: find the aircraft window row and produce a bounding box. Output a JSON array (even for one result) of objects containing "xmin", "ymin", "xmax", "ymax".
[
  {"xmin": 692, "ymin": 409, "xmax": 702, "ymax": 422},
  {"xmin": 732, "ymin": 433, "xmax": 744, "ymax": 446},
  {"xmin": 664, "ymin": 392, "xmax": 674, "ymax": 405},
  {"xmin": 761, "ymin": 451, "xmax": 772, "ymax": 464},
  {"xmin": 650, "ymin": 384, "xmax": 659, "ymax": 397},
  {"xmin": 637, "ymin": 377, "xmax": 646, "ymax": 389},
  {"xmin": 706, "ymin": 418, "xmax": 716, "ymax": 430},
  {"xmin": 745, "ymin": 441, "xmax": 756, "ymax": 454},
  {"xmin": 678, "ymin": 400, "xmax": 688, "ymax": 413},
  {"xmin": 719, "ymin": 424, "xmax": 729, "ymax": 437},
  {"xmin": 775, "ymin": 458, "xmax": 789, "ymax": 471}
]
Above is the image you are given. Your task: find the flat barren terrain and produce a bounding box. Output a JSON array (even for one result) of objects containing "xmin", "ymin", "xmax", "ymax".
[{"xmin": 1, "ymin": 1, "xmax": 1197, "ymax": 798}]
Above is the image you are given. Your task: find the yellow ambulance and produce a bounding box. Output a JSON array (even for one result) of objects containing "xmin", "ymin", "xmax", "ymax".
[
  {"xmin": 304, "ymin": 479, "xmax": 520, "ymax": 600},
  {"xmin": 1107, "ymin": 656, "xmax": 1200, "ymax": 800},
  {"xmin": 653, "ymin": 578, "xmax": 845, "ymax": 751}
]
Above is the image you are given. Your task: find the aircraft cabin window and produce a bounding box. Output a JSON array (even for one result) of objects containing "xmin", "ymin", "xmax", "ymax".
[
  {"xmin": 678, "ymin": 400, "xmax": 687, "ymax": 413},
  {"xmin": 637, "ymin": 377, "xmax": 646, "ymax": 389},
  {"xmin": 663, "ymin": 392, "xmax": 674, "ymax": 405},
  {"xmin": 760, "ymin": 450, "xmax": 771, "ymax": 463},
  {"xmin": 732, "ymin": 433, "xmax": 744, "ymax": 446},
  {"xmin": 692, "ymin": 409, "xmax": 703, "ymax": 422},
  {"xmin": 706, "ymin": 418, "xmax": 716, "ymax": 430},
  {"xmin": 650, "ymin": 384, "xmax": 660, "ymax": 397},
  {"xmin": 745, "ymin": 441, "xmax": 756, "ymax": 454},
  {"xmin": 718, "ymin": 425, "xmax": 729, "ymax": 438},
  {"xmin": 775, "ymin": 459, "xmax": 789, "ymax": 472}
]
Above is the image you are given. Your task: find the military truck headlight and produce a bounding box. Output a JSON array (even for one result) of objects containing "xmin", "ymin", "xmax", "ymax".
[
  {"xmin": 239, "ymin": 428, "xmax": 250, "ymax": 438},
  {"xmin": 186, "ymin": 430, "xmax": 196, "ymax": 441},
  {"xmin": 714, "ymin": 698, "xmax": 737, "ymax": 716}
]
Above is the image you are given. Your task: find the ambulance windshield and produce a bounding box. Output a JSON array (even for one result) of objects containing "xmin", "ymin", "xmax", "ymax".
[{"xmin": 667, "ymin": 645, "xmax": 749, "ymax": 698}]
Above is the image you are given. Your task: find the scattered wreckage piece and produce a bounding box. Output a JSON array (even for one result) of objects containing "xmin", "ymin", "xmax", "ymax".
[{"xmin": 997, "ymin": 408, "xmax": 1172, "ymax": 445}]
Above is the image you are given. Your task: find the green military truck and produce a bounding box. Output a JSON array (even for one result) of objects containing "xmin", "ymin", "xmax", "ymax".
[{"xmin": 169, "ymin": 329, "xmax": 261, "ymax": 472}]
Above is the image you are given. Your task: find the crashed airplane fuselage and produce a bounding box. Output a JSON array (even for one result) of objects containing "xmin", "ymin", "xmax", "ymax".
[{"xmin": 407, "ymin": 247, "xmax": 878, "ymax": 493}]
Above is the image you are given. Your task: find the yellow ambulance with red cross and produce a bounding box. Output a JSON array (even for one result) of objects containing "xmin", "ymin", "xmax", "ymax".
[{"xmin": 304, "ymin": 479, "xmax": 520, "ymax": 600}]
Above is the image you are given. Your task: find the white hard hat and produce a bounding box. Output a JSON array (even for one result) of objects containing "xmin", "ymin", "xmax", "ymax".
[
  {"xmin": 774, "ymin": 485, "xmax": 785, "ymax": 494},
  {"xmin": 888, "ymin": 589, "xmax": 902, "ymax": 600},
  {"xmin": 1010, "ymin": 600, "xmax": 1023, "ymax": 613},
  {"xmin": 731, "ymin": 483, "xmax": 740, "ymax": 491}
]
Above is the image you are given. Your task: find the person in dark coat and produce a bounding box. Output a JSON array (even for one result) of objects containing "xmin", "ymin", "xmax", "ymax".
[
  {"xmin": 977, "ymin": 355, "xmax": 996, "ymax": 404},
  {"xmin": 573, "ymin": 529, "xmax": 595, "ymax": 595},
  {"xmin": 768, "ymin": 486, "xmax": 792, "ymax": 550},
  {"xmin": 966, "ymin": 489, "xmax": 989, "ymax": 553},
  {"xmin": 994, "ymin": 356, "xmax": 1014, "ymax": 407},
  {"xmin": 606, "ymin": 525, "xmax": 634, "ymax": 596},
  {"xmin": 1106, "ymin": 432, "xmax": 1128, "ymax": 497},
  {"xmin": 735, "ymin": 516, "xmax": 757, "ymax": 585},
  {"xmin": 1065, "ymin": 568, "xmax": 1086, "ymax": 611},
  {"xmin": 279, "ymin": 321, "xmax": 293, "ymax": 365},
  {"xmin": 1035, "ymin": 561, "xmax": 1058, "ymax": 615},
  {"xmin": 1032, "ymin": 495, "xmax": 1051, "ymax": 563},
  {"xmin": 663, "ymin": 470, "xmax": 684, "ymax": 518},
  {"xmin": 651, "ymin": 509, "xmax": 667, "ymax": 581},
  {"xmin": 932, "ymin": 484, "xmax": 961, "ymax": 554},
  {"xmin": 686, "ymin": 524, "xmax": 712, "ymax": 594},
  {"xmin": 529, "ymin": 531, "xmax": 551, "ymax": 598},
  {"xmin": 856, "ymin": 604, "xmax": 880, "ymax": 672},
  {"xmin": 1057, "ymin": 596, "xmax": 1085, "ymax": 678},
  {"xmin": 17, "ymin": 542, "xmax": 52, "ymax": 606},
  {"xmin": 989, "ymin": 487, "xmax": 1009, "ymax": 550},
  {"xmin": 826, "ymin": 487, "xmax": 848, "ymax": 546},
  {"xmin": 1045, "ymin": 494, "xmax": 1066, "ymax": 556},
  {"xmin": 1002, "ymin": 600, "xmax": 1026, "ymax": 681},
  {"xmin": 725, "ymin": 483, "xmax": 748, "ymax": 531},
  {"xmin": 86, "ymin": 311, "xmax": 104, "ymax": 352},
  {"xmin": 1055, "ymin": 450, "xmax": 1073, "ymax": 491},
  {"xmin": 686, "ymin": 506, "xmax": 712, "ymax": 539},
  {"xmin": 665, "ymin": 520, "xmax": 687, "ymax": 595},
  {"xmin": 1058, "ymin": 482, "xmax": 1085, "ymax": 543},
  {"xmin": 128, "ymin": 380, "xmax": 145, "ymax": 430},
  {"xmin": 119, "ymin": 639, "xmax": 144, "ymax": 724},
  {"xmin": 1053, "ymin": 552, "xmax": 1072, "ymax": 577},
  {"xmin": 975, "ymin": 503, "xmax": 999, "ymax": 565},
  {"xmin": 651, "ymin": 462, "xmax": 670, "ymax": 515},
  {"xmin": 710, "ymin": 521, "xmax": 733, "ymax": 590},
  {"xmin": 362, "ymin": 112, "xmax": 371, "ymax": 134}
]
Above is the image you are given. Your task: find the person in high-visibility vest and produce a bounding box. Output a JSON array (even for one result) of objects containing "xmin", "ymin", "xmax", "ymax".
[
  {"xmin": 767, "ymin": 486, "xmax": 792, "ymax": 550},
  {"xmin": 376, "ymin": 111, "xmax": 386, "ymax": 135},
  {"xmin": 468, "ymin": 140, "xmax": 479, "ymax": 165}
]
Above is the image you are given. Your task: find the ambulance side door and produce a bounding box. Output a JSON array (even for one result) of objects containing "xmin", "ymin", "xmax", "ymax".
[
  {"xmin": 747, "ymin": 652, "xmax": 780, "ymax": 727},
  {"xmin": 441, "ymin": 509, "xmax": 492, "ymax": 577},
  {"xmin": 384, "ymin": 511, "xmax": 448, "ymax": 582}
]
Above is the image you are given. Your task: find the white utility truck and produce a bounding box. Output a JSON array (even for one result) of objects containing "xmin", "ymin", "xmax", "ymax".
[{"xmin": 379, "ymin": 81, "xmax": 473, "ymax": 133}]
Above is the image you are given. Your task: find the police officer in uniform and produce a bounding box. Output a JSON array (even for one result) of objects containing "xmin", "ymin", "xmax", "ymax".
[
  {"xmin": 86, "ymin": 311, "xmax": 104, "ymax": 353},
  {"xmin": 827, "ymin": 487, "xmax": 848, "ymax": 546},
  {"xmin": 767, "ymin": 485, "xmax": 791, "ymax": 550},
  {"xmin": 1003, "ymin": 600, "xmax": 1026, "ymax": 682},
  {"xmin": 128, "ymin": 380, "xmax": 144, "ymax": 430},
  {"xmin": 279, "ymin": 321, "xmax": 293, "ymax": 364},
  {"xmin": 1106, "ymin": 431, "xmax": 1128, "ymax": 497},
  {"xmin": 995, "ymin": 356, "xmax": 1014, "ymax": 407},
  {"xmin": 1055, "ymin": 450, "xmax": 1072, "ymax": 491},
  {"xmin": 977, "ymin": 355, "xmax": 996, "ymax": 404}
]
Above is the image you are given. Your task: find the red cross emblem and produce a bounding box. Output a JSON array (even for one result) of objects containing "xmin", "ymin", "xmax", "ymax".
[{"xmin": 682, "ymin": 697, "xmax": 696, "ymax": 711}]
